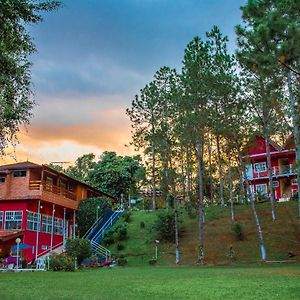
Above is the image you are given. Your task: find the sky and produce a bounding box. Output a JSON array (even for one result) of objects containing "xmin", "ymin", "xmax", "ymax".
[{"xmin": 3, "ymin": 0, "xmax": 246, "ymax": 166}]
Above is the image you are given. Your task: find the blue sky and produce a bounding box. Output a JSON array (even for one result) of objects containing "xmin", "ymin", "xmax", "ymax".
[{"xmin": 8, "ymin": 0, "xmax": 246, "ymax": 164}]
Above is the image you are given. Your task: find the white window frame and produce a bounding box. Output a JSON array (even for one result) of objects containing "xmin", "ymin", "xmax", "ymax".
[
  {"xmin": 254, "ymin": 162, "xmax": 267, "ymax": 173},
  {"xmin": 54, "ymin": 217, "xmax": 63, "ymax": 235},
  {"xmin": 4, "ymin": 211, "xmax": 23, "ymax": 230},
  {"xmin": 272, "ymin": 181, "xmax": 279, "ymax": 188},
  {"xmin": 0, "ymin": 211, "xmax": 3, "ymax": 229},
  {"xmin": 26, "ymin": 211, "xmax": 40, "ymax": 232},
  {"xmin": 256, "ymin": 184, "xmax": 268, "ymax": 195},
  {"xmin": 41, "ymin": 215, "xmax": 52, "ymax": 234},
  {"xmin": 292, "ymin": 178, "xmax": 298, "ymax": 185}
]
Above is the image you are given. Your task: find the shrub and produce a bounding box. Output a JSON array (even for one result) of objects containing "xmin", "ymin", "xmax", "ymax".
[
  {"xmin": 123, "ymin": 211, "xmax": 132, "ymax": 223},
  {"xmin": 66, "ymin": 238, "xmax": 92, "ymax": 265},
  {"xmin": 49, "ymin": 253, "xmax": 75, "ymax": 272},
  {"xmin": 148, "ymin": 258, "xmax": 157, "ymax": 265},
  {"xmin": 231, "ymin": 222, "xmax": 244, "ymax": 241},
  {"xmin": 154, "ymin": 211, "xmax": 177, "ymax": 242},
  {"xmin": 140, "ymin": 221, "xmax": 145, "ymax": 228},
  {"xmin": 116, "ymin": 224, "xmax": 127, "ymax": 241},
  {"xmin": 184, "ymin": 201, "xmax": 197, "ymax": 218},
  {"xmin": 117, "ymin": 243, "xmax": 125, "ymax": 251},
  {"xmin": 117, "ymin": 256, "xmax": 127, "ymax": 266},
  {"xmin": 291, "ymin": 192, "xmax": 298, "ymax": 201}
]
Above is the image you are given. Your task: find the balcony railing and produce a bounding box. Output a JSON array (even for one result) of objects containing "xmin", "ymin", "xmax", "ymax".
[
  {"xmin": 251, "ymin": 164, "xmax": 295, "ymax": 179},
  {"xmin": 29, "ymin": 180, "xmax": 76, "ymax": 201}
]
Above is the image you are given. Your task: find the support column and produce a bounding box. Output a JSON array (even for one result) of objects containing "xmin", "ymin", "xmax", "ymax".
[
  {"xmin": 63, "ymin": 208, "xmax": 66, "ymax": 250},
  {"xmin": 35, "ymin": 200, "xmax": 41, "ymax": 263},
  {"xmin": 50, "ymin": 204, "xmax": 55, "ymax": 252},
  {"xmin": 73, "ymin": 210, "xmax": 76, "ymax": 239}
]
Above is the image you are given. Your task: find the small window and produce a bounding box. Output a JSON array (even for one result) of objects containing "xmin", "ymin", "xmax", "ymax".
[
  {"xmin": 13, "ymin": 170, "xmax": 26, "ymax": 177},
  {"xmin": 0, "ymin": 177, "xmax": 5, "ymax": 183},
  {"xmin": 256, "ymin": 184, "xmax": 268, "ymax": 195},
  {"xmin": 0, "ymin": 211, "xmax": 3, "ymax": 229},
  {"xmin": 254, "ymin": 162, "xmax": 267, "ymax": 173},
  {"xmin": 292, "ymin": 178, "xmax": 298, "ymax": 185},
  {"xmin": 272, "ymin": 181, "xmax": 279, "ymax": 187}
]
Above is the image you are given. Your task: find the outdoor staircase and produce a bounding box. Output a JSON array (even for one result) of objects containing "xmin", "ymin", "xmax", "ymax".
[{"xmin": 83, "ymin": 208, "xmax": 124, "ymax": 260}]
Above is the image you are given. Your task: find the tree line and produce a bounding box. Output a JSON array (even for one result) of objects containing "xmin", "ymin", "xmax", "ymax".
[{"xmin": 126, "ymin": 0, "xmax": 300, "ymax": 262}]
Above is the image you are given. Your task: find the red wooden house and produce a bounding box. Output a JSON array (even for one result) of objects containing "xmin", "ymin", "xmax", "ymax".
[
  {"xmin": 243, "ymin": 136, "xmax": 298, "ymax": 200},
  {"xmin": 0, "ymin": 162, "xmax": 114, "ymax": 262}
]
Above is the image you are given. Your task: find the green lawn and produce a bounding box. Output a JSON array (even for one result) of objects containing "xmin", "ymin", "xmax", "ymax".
[{"xmin": 0, "ymin": 265, "xmax": 300, "ymax": 299}]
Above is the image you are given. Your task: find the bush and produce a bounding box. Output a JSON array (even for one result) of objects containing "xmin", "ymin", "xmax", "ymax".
[
  {"xmin": 102, "ymin": 236, "xmax": 115, "ymax": 246},
  {"xmin": 148, "ymin": 258, "xmax": 157, "ymax": 265},
  {"xmin": 154, "ymin": 211, "xmax": 177, "ymax": 242},
  {"xmin": 66, "ymin": 238, "xmax": 92, "ymax": 265},
  {"xmin": 116, "ymin": 224, "xmax": 127, "ymax": 241},
  {"xmin": 117, "ymin": 256, "xmax": 127, "ymax": 266},
  {"xmin": 123, "ymin": 211, "xmax": 132, "ymax": 223},
  {"xmin": 291, "ymin": 192, "xmax": 298, "ymax": 201},
  {"xmin": 231, "ymin": 222, "xmax": 244, "ymax": 241},
  {"xmin": 49, "ymin": 253, "xmax": 75, "ymax": 272},
  {"xmin": 140, "ymin": 221, "xmax": 145, "ymax": 228},
  {"xmin": 117, "ymin": 243, "xmax": 125, "ymax": 251},
  {"xmin": 184, "ymin": 201, "xmax": 197, "ymax": 218}
]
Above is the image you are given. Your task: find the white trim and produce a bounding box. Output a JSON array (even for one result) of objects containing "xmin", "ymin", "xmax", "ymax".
[
  {"xmin": 243, "ymin": 148, "xmax": 295, "ymax": 159},
  {"xmin": 254, "ymin": 162, "xmax": 267, "ymax": 173}
]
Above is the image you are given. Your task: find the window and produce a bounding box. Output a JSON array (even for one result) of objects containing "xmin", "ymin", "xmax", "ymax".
[
  {"xmin": 0, "ymin": 177, "xmax": 5, "ymax": 183},
  {"xmin": 54, "ymin": 218, "xmax": 63, "ymax": 235},
  {"xmin": 4, "ymin": 211, "xmax": 23, "ymax": 230},
  {"xmin": 13, "ymin": 170, "xmax": 26, "ymax": 177},
  {"xmin": 292, "ymin": 178, "xmax": 298, "ymax": 185},
  {"xmin": 41, "ymin": 215, "xmax": 52, "ymax": 234},
  {"xmin": 26, "ymin": 211, "xmax": 40, "ymax": 232},
  {"xmin": 272, "ymin": 181, "xmax": 279, "ymax": 188},
  {"xmin": 0, "ymin": 211, "xmax": 3, "ymax": 229},
  {"xmin": 256, "ymin": 184, "xmax": 268, "ymax": 195},
  {"xmin": 254, "ymin": 162, "xmax": 267, "ymax": 173}
]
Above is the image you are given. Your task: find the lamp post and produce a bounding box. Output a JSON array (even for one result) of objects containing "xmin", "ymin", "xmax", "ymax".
[
  {"xmin": 155, "ymin": 240, "xmax": 159, "ymax": 259},
  {"xmin": 15, "ymin": 238, "xmax": 21, "ymax": 270},
  {"xmin": 96, "ymin": 205, "xmax": 100, "ymax": 221}
]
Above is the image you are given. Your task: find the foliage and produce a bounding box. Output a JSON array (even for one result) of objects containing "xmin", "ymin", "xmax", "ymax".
[
  {"xmin": 117, "ymin": 256, "xmax": 127, "ymax": 266},
  {"xmin": 148, "ymin": 258, "xmax": 157, "ymax": 265},
  {"xmin": 231, "ymin": 222, "xmax": 244, "ymax": 241},
  {"xmin": 123, "ymin": 211, "xmax": 132, "ymax": 223},
  {"xmin": 0, "ymin": 0, "xmax": 61, "ymax": 154},
  {"xmin": 102, "ymin": 229, "xmax": 115, "ymax": 246},
  {"xmin": 49, "ymin": 253, "xmax": 75, "ymax": 272},
  {"xmin": 117, "ymin": 243, "xmax": 125, "ymax": 251},
  {"xmin": 65, "ymin": 238, "xmax": 92, "ymax": 265},
  {"xmin": 153, "ymin": 211, "xmax": 177, "ymax": 242},
  {"xmin": 140, "ymin": 221, "xmax": 145, "ymax": 228},
  {"xmin": 184, "ymin": 201, "xmax": 197, "ymax": 219},
  {"xmin": 77, "ymin": 197, "xmax": 111, "ymax": 237},
  {"xmin": 116, "ymin": 224, "xmax": 128, "ymax": 241}
]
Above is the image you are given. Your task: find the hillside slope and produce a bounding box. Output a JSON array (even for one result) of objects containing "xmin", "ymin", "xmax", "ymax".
[{"xmin": 104, "ymin": 201, "xmax": 300, "ymax": 266}]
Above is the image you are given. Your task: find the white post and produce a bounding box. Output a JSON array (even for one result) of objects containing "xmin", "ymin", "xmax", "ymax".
[
  {"xmin": 73, "ymin": 210, "xmax": 76, "ymax": 239},
  {"xmin": 63, "ymin": 208, "xmax": 66, "ymax": 250},
  {"xmin": 15, "ymin": 238, "xmax": 21, "ymax": 270},
  {"xmin": 35, "ymin": 200, "xmax": 41, "ymax": 264},
  {"xmin": 50, "ymin": 204, "xmax": 55, "ymax": 252}
]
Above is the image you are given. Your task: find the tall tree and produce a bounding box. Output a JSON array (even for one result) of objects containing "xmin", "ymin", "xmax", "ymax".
[{"xmin": 0, "ymin": 0, "xmax": 61, "ymax": 154}]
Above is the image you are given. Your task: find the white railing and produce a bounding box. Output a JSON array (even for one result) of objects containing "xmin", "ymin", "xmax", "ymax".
[
  {"xmin": 90, "ymin": 240, "xmax": 111, "ymax": 260},
  {"xmin": 36, "ymin": 241, "xmax": 64, "ymax": 259},
  {"xmin": 91, "ymin": 210, "xmax": 123, "ymax": 243},
  {"xmin": 250, "ymin": 164, "xmax": 295, "ymax": 180},
  {"xmin": 82, "ymin": 216, "xmax": 103, "ymax": 240}
]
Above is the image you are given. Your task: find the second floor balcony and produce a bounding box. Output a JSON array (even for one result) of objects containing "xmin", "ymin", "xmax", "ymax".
[{"xmin": 251, "ymin": 164, "xmax": 295, "ymax": 180}]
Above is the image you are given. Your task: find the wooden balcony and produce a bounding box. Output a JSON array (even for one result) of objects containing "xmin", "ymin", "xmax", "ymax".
[{"xmin": 29, "ymin": 181, "xmax": 78, "ymax": 209}]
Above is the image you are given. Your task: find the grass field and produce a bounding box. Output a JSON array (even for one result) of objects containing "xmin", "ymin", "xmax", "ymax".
[{"xmin": 0, "ymin": 265, "xmax": 300, "ymax": 299}]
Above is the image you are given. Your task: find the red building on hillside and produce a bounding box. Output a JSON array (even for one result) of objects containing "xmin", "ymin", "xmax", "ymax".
[
  {"xmin": 0, "ymin": 162, "xmax": 114, "ymax": 262},
  {"xmin": 243, "ymin": 136, "xmax": 298, "ymax": 200}
]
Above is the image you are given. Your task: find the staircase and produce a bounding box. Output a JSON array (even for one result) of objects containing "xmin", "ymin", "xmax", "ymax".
[{"xmin": 83, "ymin": 208, "xmax": 124, "ymax": 260}]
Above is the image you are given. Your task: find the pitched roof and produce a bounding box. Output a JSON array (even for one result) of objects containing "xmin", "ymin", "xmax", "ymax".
[{"xmin": 0, "ymin": 161, "xmax": 41, "ymax": 171}]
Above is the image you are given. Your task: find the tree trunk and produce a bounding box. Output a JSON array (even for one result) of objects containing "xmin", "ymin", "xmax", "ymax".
[
  {"xmin": 186, "ymin": 146, "xmax": 192, "ymax": 200},
  {"xmin": 238, "ymin": 151, "xmax": 267, "ymax": 261},
  {"xmin": 228, "ymin": 157, "xmax": 235, "ymax": 224},
  {"xmin": 264, "ymin": 135, "xmax": 276, "ymax": 221},
  {"xmin": 174, "ymin": 200, "xmax": 180, "ymax": 264},
  {"xmin": 208, "ymin": 133, "xmax": 214, "ymax": 201},
  {"xmin": 196, "ymin": 139, "xmax": 204, "ymax": 262},
  {"xmin": 216, "ymin": 134, "xmax": 224, "ymax": 205},
  {"xmin": 288, "ymin": 71, "xmax": 300, "ymax": 219},
  {"xmin": 151, "ymin": 141, "xmax": 156, "ymax": 210}
]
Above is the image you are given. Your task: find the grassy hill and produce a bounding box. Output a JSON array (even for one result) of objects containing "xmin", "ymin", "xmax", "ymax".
[{"xmin": 105, "ymin": 201, "xmax": 300, "ymax": 266}]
